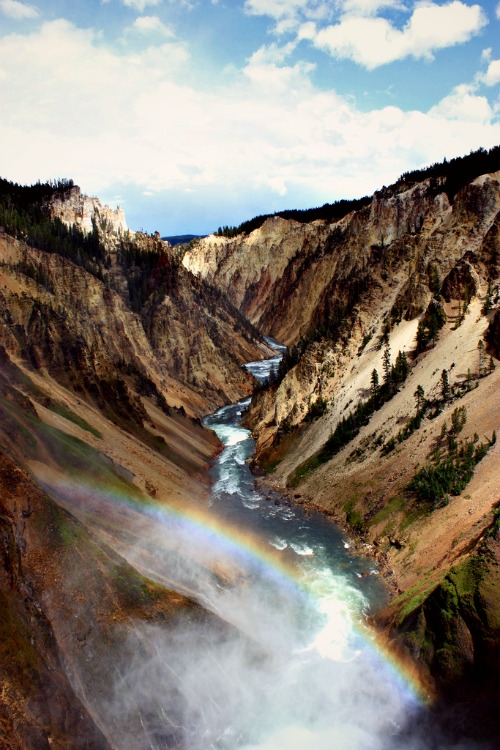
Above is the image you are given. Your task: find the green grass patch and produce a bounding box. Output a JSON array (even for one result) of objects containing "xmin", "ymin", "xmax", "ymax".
[
  {"xmin": 44, "ymin": 398, "xmax": 103, "ymax": 439},
  {"xmin": 394, "ymin": 575, "xmax": 440, "ymax": 626},
  {"xmin": 369, "ymin": 495, "xmax": 405, "ymax": 527}
]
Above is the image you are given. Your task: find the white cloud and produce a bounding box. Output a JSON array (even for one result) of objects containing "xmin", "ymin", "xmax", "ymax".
[
  {"xmin": 0, "ymin": 17, "xmax": 498, "ymax": 231},
  {"xmin": 0, "ymin": 0, "xmax": 38, "ymax": 19},
  {"xmin": 429, "ymin": 84, "xmax": 493, "ymax": 122},
  {"xmin": 132, "ymin": 15, "xmax": 174, "ymax": 37},
  {"xmin": 496, "ymin": 2, "xmax": 500, "ymax": 20},
  {"xmin": 479, "ymin": 59, "xmax": 500, "ymax": 87},
  {"xmin": 312, "ymin": 1, "xmax": 487, "ymax": 69},
  {"xmin": 123, "ymin": 0, "xmax": 162, "ymax": 12}
]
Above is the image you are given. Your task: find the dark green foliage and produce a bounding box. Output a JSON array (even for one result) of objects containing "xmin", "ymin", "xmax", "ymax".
[
  {"xmin": 450, "ymin": 405, "xmax": 467, "ymax": 435},
  {"xmin": 12, "ymin": 257, "xmax": 55, "ymax": 293},
  {"xmin": 394, "ymin": 145, "xmax": 500, "ymax": 202},
  {"xmin": 428, "ymin": 263, "xmax": 441, "ymax": 297},
  {"xmin": 305, "ymin": 396, "xmax": 328, "ymax": 421},
  {"xmin": 382, "ymin": 342, "xmax": 392, "ymax": 388},
  {"xmin": 414, "ymin": 384, "xmax": 425, "ymax": 412},
  {"xmin": 441, "ymin": 369, "xmax": 450, "ymax": 401},
  {"xmin": 408, "ymin": 430, "xmax": 494, "ymax": 505},
  {"xmin": 393, "ymin": 350, "xmax": 410, "ymax": 384},
  {"xmin": 288, "ymin": 349, "xmax": 410, "ymax": 485},
  {"xmin": 482, "ymin": 278, "xmax": 494, "ymax": 314},
  {"xmin": 117, "ymin": 241, "xmax": 178, "ymax": 313},
  {"xmin": 416, "ymin": 299, "xmax": 447, "ymax": 353},
  {"xmin": 0, "ymin": 177, "xmax": 105, "ymax": 279},
  {"xmin": 213, "ymin": 196, "xmax": 372, "ymax": 238}
]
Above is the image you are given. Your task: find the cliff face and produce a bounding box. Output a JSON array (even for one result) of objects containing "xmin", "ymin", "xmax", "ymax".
[
  {"xmin": 0, "ymin": 184, "xmax": 273, "ymax": 746},
  {"xmin": 48, "ymin": 185, "xmax": 129, "ymax": 248},
  {"xmin": 182, "ymin": 180, "xmax": 456, "ymax": 346},
  {"xmin": 230, "ymin": 173, "xmax": 500, "ymax": 441},
  {"xmin": 188, "ymin": 168, "xmax": 500, "ymax": 715},
  {"xmin": 0, "ymin": 232, "xmax": 268, "ymax": 417}
]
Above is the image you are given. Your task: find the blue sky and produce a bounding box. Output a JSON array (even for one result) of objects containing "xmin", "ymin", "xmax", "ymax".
[{"xmin": 0, "ymin": 0, "xmax": 499, "ymax": 235}]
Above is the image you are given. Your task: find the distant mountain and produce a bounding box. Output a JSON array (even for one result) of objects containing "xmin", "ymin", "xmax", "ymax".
[{"xmin": 162, "ymin": 234, "xmax": 206, "ymax": 246}]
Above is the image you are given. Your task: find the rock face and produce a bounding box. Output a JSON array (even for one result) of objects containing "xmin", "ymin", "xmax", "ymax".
[
  {"xmin": 1, "ymin": 157, "xmax": 499, "ymax": 743},
  {"xmin": 186, "ymin": 163, "xmax": 500, "ymax": 725},
  {"xmin": 195, "ymin": 172, "xmax": 500, "ymax": 437},
  {"xmin": 0, "ymin": 233, "xmax": 268, "ymax": 417},
  {"xmin": 182, "ymin": 180, "xmax": 458, "ymax": 346},
  {"xmin": 48, "ymin": 185, "xmax": 129, "ymax": 247},
  {"xmin": 0, "ymin": 181, "xmax": 273, "ymax": 746}
]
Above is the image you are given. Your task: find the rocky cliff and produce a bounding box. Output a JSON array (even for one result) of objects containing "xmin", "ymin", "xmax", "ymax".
[
  {"xmin": 0, "ymin": 180, "xmax": 272, "ymax": 747},
  {"xmin": 47, "ymin": 184, "xmax": 129, "ymax": 249},
  {"xmin": 185, "ymin": 155, "xmax": 500, "ymax": 731},
  {"xmin": 1, "ymin": 154, "xmax": 500, "ymax": 744}
]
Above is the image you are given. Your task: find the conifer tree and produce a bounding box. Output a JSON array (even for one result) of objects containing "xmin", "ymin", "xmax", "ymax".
[
  {"xmin": 382, "ymin": 342, "xmax": 392, "ymax": 391},
  {"xmin": 441, "ymin": 369, "xmax": 450, "ymax": 401},
  {"xmin": 478, "ymin": 339, "xmax": 486, "ymax": 375},
  {"xmin": 414, "ymin": 384, "xmax": 425, "ymax": 412},
  {"xmin": 370, "ymin": 368, "xmax": 379, "ymax": 399}
]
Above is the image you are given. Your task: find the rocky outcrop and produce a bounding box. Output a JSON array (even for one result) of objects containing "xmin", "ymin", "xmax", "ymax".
[
  {"xmin": 0, "ymin": 228, "xmax": 269, "ymax": 416},
  {"xmin": 182, "ymin": 178, "xmax": 467, "ymax": 346},
  {"xmin": 228, "ymin": 168, "xmax": 500, "ymax": 717},
  {"xmin": 47, "ymin": 185, "xmax": 129, "ymax": 249},
  {"xmin": 236, "ymin": 172, "xmax": 500, "ymax": 443}
]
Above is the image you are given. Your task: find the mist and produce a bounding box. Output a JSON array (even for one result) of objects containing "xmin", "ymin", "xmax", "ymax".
[{"xmin": 20, "ymin": 355, "xmax": 493, "ymax": 750}]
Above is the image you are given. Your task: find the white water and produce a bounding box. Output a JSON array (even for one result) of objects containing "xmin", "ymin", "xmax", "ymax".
[{"xmin": 82, "ymin": 341, "xmax": 486, "ymax": 749}]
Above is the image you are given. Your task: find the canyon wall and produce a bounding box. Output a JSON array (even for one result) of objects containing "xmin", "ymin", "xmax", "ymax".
[{"xmin": 185, "ymin": 166, "xmax": 500, "ymax": 724}]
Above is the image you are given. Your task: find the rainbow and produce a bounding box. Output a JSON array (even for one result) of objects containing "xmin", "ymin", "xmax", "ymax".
[{"xmin": 31, "ymin": 461, "xmax": 432, "ymax": 707}]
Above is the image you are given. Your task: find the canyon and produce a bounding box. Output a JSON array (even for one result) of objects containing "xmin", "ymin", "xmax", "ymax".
[{"xmin": 1, "ymin": 149, "xmax": 499, "ymax": 747}]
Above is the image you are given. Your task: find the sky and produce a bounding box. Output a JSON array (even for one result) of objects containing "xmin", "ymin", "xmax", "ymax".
[{"xmin": 0, "ymin": 0, "xmax": 499, "ymax": 235}]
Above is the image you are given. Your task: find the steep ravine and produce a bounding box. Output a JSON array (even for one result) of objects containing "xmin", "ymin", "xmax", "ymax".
[
  {"xmin": 185, "ymin": 163, "xmax": 500, "ymax": 740},
  {"xmin": 0, "ymin": 159, "xmax": 499, "ymax": 746}
]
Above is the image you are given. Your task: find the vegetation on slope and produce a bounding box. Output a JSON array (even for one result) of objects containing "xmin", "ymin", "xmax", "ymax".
[
  {"xmin": 213, "ymin": 196, "xmax": 371, "ymax": 238},
  {"xmin": 0, "ymin": 177, "xmax": 106, "ymax": 278},
  {"xmin": 213, "ymin": 145, "xmax": 500, "ymax": 239},
  {"xmin": 288, "ymin": 345, "xmax": 410, "ymax": 487}
]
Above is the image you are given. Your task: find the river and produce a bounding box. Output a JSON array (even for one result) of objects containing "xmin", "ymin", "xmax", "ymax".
[
  {"xmin": 190, "ymin": 341, "xmax": 423, "ymax": 750},
  {"xmin": 31, "ymin": 345, "xmax": 480, "ymax": 748}
]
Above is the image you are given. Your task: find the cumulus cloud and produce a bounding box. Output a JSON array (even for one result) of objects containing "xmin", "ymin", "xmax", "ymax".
[
  {"xmin": 479, "ymin": 59, "xmax": 500, "ymax": 86},
  {"xmin": 0, "ymin": 0, "xmax": 39, "ymax": 19},
  {"xmin": 245, "ymin": 1, "xmax": 488, "ymax": 71},
  {"xmin": 429, "ymin": 83, "xmax": 493, "ymax": 122},
  {"xmin": 132, "ymin": 15, "xmax": 174, "ymax": 37},
  {"xmin": 0, "ymin": 16, "xmax": 498, "ymax": 231},
  {"xmin": 311, "ymin": 2, "xmax": 487, "ymax": 69}
]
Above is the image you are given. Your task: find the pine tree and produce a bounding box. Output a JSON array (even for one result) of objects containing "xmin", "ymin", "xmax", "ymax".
[
  {"xmin": 478, "ymin": 339, "xmax": 486, "ymax": 375},
  {"xmin": 393, "ymin": 350, "xmax": 409, "ymax": 383},
  {"xmin": 382, "ymin": 342, "xmax": 392, "ymax": 391},
  {"xmin": 414, "ymin": 384, "xmax": 425, "ymax": 413},
  {"xmin": 441, "ymin": 369, "xmax": 450, "ymax": 401},
  {"xmin": 370, "ymin": 368, "xmax": 379, "ymax": 399}
]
